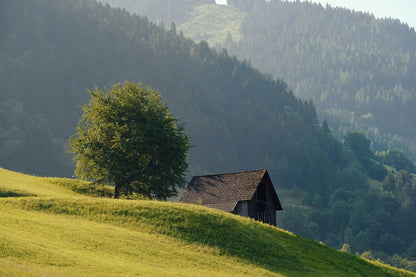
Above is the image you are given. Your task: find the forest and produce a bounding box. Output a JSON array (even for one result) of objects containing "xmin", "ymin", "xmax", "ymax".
[
  {"xmin": 119, "ymin": 0, "xmax": 416, "ymax": 162},
  {"xmin": 1, "ymin": 0, "xmax": 416, "ymax": 271},
  {"xmin": 225, "ymin": 0, "xmax": 416, "ymax": 162}
]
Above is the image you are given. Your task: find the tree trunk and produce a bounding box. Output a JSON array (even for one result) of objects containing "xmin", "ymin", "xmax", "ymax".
[{"xmin": 114, "ymin": 183, "xmax": 121, "ymax": 199}]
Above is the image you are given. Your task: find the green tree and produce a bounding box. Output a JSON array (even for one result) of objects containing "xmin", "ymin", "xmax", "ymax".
[
  {"xmin": 69, "ymin": 81, "xmax": 190, "ymax": 199},
  {"xmin": 344, "ymin": 131, "xmax": 373, "ymax": 163},
  {"xmin": 344, "ymin": 131, "xmax": 386, "ymax": 180},
  {"xmin": 376, "ymin": 149, "xmax": 416, "ymax": 173}
]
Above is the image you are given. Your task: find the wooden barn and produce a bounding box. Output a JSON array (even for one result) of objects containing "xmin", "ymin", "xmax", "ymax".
[{"xmin": 179, "ymin": 169, "xmax": 282, "ymax": 226}]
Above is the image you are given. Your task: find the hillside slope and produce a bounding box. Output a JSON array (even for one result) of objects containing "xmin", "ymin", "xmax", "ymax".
[
  {"xmin": 180, "ymin": 1, "xmax": 416, "ymax": 160},
  {"xmin": 113, "ymin": 0, "xmax": 416, "ymax": 160},
  {"xmin": 0, "ymin": 167, "xmax": 113, "ymax": 198},
  {"xmin": 0, "ymin": 168, "xmax": 415, "ymax": 277},
  {"xmin": 1, "ymin": 0, "xmax": 326, "ymax": 185}
]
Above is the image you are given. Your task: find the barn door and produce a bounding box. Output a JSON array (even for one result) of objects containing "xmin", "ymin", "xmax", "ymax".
[{"xmin": 257, "ymin": 203, "xmax": 266, "ymax": 222}]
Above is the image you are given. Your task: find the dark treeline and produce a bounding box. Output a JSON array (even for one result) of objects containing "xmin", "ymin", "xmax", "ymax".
[
  {"xmin": 224, "ymin": 0, "xmax": 416, "ymax": 162},
  {"xmin": 1, "ymin": 0, "xmax": 332, "ymax": 186},
  {"xmin": 1, "ymin": 0, "xmax": 416, "ymax": 271}
]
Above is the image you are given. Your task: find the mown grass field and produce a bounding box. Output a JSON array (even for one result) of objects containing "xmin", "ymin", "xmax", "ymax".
[
  {"xmin": 0, "ymin": 167, "xmax": 415, "ymax": 276},
  {"xmin": 179, "ymin": 4, "xmax": 245, "ymax": 46}
]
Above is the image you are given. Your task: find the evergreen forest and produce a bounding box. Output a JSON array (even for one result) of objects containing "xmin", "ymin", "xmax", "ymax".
[
  {"xmin": 188, "ymin": 0, "xmax": 416, "ymax": 162},
  {"xmin": 1, "ymin": 0, "xmax": 416, "ymax": 271},
  {"xmin": 110, "ymin": 0, "xmax": 416, "ymax": 161}
]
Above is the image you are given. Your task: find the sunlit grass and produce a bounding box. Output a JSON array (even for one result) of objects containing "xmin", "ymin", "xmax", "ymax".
[
  {"xmin": 2, "ymin": 197, "xmax": 414, "ymax": 277},
  {"xmin": 179, "ymin": 4, "xmax": 245, "ymax": 46},
  {"xmin": 0, "ymin": 204, "xmax": 279, "ymax": 276},
  {"xmin": 0, "ymin": 167, "xmax": 113, "ymax": 198},
  {"xmin": 0, "ymin": 167, "xmax": 76, "ymax": 197},
  {"xmin": 1, "ymin": 168, "xmax": 415, "ymax": 276}
]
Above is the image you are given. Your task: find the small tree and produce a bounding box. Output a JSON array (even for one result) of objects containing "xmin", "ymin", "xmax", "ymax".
[
  {"xmin": 341, "ymin": 243, "xmax": 351, "ymax": 253},
  {"xmin": 344, "ymin": 131, "xmax": 373, "ymax": 163},
  {"xmin": 69, "ymin": 81, "xmax": 190, "ymax": 199}
]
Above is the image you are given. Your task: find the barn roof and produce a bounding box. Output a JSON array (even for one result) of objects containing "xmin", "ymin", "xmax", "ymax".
[{"xmin": 179, "ymin": 169, "xmax": 282, "ymax": 212}]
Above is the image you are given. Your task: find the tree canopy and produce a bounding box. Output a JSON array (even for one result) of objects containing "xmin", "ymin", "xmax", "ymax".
[{"xmin": 69, "ymin": 82, "xmax": 190, "ymax": 199}]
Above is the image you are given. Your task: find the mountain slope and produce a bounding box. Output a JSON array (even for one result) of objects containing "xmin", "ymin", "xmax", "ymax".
[
  {"xmin": 0, "ymin": 168, "xmax": 414, "ymax": 277},
  {"xmin": 1, "ymin": 0, "xmax": 338, "ymax": 193},
  {"xmin": 176, "ymin": 0, "xmax": 416, "ymax": 160}
]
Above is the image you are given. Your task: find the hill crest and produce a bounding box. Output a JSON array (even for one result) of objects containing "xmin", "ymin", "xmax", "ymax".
[{"xmin": 0, "ymin": 167, "xmax": 414, "ymax": 276}]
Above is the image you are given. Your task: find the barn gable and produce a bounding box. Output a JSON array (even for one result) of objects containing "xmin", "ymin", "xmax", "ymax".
[{"xmin": 179, "ymin": 169, "xmax": 282, "ymax": 225}]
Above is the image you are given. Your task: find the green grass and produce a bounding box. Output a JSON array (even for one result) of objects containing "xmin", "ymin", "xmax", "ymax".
[
  {"xmin": 0, "ymin": 203, "xmax": 279, "ymax": 276},
  {"xmin": 0, "ymin": 167, "xmax": 113, "ymax": 198},
  {"xmin": 179, "ymin": 4, "xmax": 245, "ymax": 46},
  {"xmin": 0, "ymin": 167, "xmax": 415, "ymax": 276}
]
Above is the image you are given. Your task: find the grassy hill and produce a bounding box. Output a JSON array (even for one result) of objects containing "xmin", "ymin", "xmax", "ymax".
[
  {"xmin": 178, "ymin": 4, "xmax": 245, "ymax": 45},
  {"xmin": 0, "ymin": 167, "xmax": 414, "ymax": 277}
]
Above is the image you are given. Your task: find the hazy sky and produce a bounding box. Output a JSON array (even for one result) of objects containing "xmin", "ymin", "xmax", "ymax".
[{"xmin": 215, "ymin": 0, "xmax": 416, "ymax": 29}]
